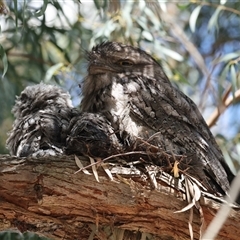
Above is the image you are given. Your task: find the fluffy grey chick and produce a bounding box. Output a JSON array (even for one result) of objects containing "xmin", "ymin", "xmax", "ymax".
[
  {"xmin": 66, "ymin": 112, "xmax": 122, "ymax": 158},
  {"xmin": 6, "ymin": 83, "xmax": 77, "ymax": 157}
]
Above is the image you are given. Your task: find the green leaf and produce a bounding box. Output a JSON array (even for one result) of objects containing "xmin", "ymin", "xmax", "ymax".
[
  {"xmin": 144, "ymin": 7, "xmax": 161, "ymax": 30},
  {"xmin": 13, "ymin": 0, "xmax": 18, "ymax": 27},
  {"xmin": 34, "ymin": 0, "xmax": 48, "ymax": 17},
  {"xmin": 172, "ymin": 70, "xmax": 189, "ymax": 85},
  {"xmin": 230, "ymin": 64, "xmax": 237, "ymax": 95},
  {"xmin": 220, "ymin": 0, "xmax": 227, "ymax": 4},
  {"xmin": 103, "ymin": 0, "xmax": 108, "ymax": 10},
  {"xmin": 222, "ymin": 146, "xmax": 237, "ymax": 175},
  {"xmin": 160, "ymin": 45, "xmax": 184, "ymax": 62},
  {"xmin": 0, "ymin": 44, "xmax": 8, "ymax": 79},
  {"xmin": 230, "ymin": 64, "xmax": 237, "ymax": 82},
  {"xmin": 44, "ymin": 63, "xmax": 64, "ymax": 83},
  {"xmin": 216, "ymin": 51, "xmax": 240, "ymax": 63},
  {"xmin": 142, "ymin": 30, "xmax": 153, "ymax": 41},
  {"xmin": 177, "ymin": 3, "xmax": 190, "ymax": 10},
  {"xmin": 208, "ymin": 7, "xmax": 222, "ymax": 31},
  {"xmin": 94, "ymin": 0, "xmax": 101, "ymax": 10},
  {"xmin": 189, "ymin": 5, "xmax": 202, "ymax": 32},
  {"xmin": 159, "ymin": 2, "xmax": 167, "ymax": 12}
]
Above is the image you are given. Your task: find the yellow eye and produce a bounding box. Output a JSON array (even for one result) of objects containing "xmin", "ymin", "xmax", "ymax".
[{"xmin": 118, "ymin": 60, "xmax": 133, "ymax": 66}]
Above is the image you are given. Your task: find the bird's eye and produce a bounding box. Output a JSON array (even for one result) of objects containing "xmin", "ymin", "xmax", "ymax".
[{"xmin": 117, "ymin": 60, "xmax": 133, "ymax": 67}]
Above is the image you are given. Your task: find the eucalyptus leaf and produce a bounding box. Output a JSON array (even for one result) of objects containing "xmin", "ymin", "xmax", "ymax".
[
  {"xmin": 217, "ymin": 51, "xmax": 240, "ymax": 63},
  {"xmin": 0, "ymin": 44, "xmax": 8, "ymax": 79},
  {"xmin": 44, "ymin": 63, "xmax": 64, "ymax": 83},
  {"xmin": 34, "ymin": 0, "xmax": 48, "ymax": 17},
  {"xmin": 189, "ymin": 5, "xmax": 202, "ymax": 32},
  {"xmin": 94, "ymin": 0, "xmax": 101, "ymax": 10},
  {"xmin": 230, "ymin": 64, "xmax": 238, "ymax": 96},
  {"xmin": 142, "ymin": 30, "xmax": 153, "ymax": 41},
  {"xmin": 159, "ymin": 45, "xmax": 184, "ymax": 62},
  {"xmin": 90, "ymin": 157, "xmax": 99, "ymax": 182},
  {"xmin": 222, "ymin": 146, "xmax": 237, "ymax": 175},
  {"xmin": 159, "ymin": 2, "xmax": 167, "ymax": 12},
  {"xmin": 13, "ymin": 0, "xmax": 18, "ymax": 26},
  {"xmin": 208, "ymin": 7, "xmax": 222, "ymax": 31}
]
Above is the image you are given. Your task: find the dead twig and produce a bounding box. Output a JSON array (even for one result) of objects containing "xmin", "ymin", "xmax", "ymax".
[{"xmin": 74, "ymin": 151, "xmax": 149, "ymax": 174}]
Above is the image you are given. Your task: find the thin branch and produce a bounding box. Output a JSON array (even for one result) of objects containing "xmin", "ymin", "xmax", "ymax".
[
  {"xmin": 74, "ymin": 151, "xmax": 148, "ymax": 174},
  {"xmin": 207, "ymin": 87, "xmax": 240, "ymax": 128},
  {"xmin": 195, "ymin": 1, "xmax": 240, "ymax": 16},
  {"xmin": 197, "ymin": 65, "xmax": 218, "ymax": 111},
  {"xmin": 160, "ymin": 9, "xmax": 210, "ymax": 78},
  {"xmin": 8, "ymin": 52, "xmax": 53, "ymax": 66}
]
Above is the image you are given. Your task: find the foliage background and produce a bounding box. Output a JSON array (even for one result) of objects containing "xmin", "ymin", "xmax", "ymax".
[{"xmin": 0, "ymin": 0, "xmax": 239, "ymax": 168}]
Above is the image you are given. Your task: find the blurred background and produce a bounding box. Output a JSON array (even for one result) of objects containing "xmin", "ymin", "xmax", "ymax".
[{"xmin": 0, "ymin": 0, "xmax": 239, "ymax": 174}]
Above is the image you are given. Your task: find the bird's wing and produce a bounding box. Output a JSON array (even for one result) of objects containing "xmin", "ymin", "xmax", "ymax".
[{"xmin": 126, "ymin": 74, "xmax": 233, "ymax": 195}]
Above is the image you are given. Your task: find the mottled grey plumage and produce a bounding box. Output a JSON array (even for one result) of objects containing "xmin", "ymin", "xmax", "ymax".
[
  {"xmin": 81, "ymin": 41, "xmax": 234, "ymax": 197},
  {"xmin": 66, "ymin": 112, "xmax": 121, "ymax": 157},
  {"xmin": 6, "ymin": 83, "xmax": 77, "ymax": 157}
]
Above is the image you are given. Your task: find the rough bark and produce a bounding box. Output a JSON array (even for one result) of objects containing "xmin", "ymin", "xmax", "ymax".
[{"xmin": 0, "ymin": 154, "xmax": 239, "ymax": 240}]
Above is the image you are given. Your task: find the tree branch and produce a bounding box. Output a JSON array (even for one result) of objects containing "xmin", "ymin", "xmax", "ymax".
[
  {"xmin": 0, "ymin": 155, "xmax": 239, "ymax": 240},
  {"xmin": 207, "ymin": 88, "xmax": 240, "ymax": 128}
]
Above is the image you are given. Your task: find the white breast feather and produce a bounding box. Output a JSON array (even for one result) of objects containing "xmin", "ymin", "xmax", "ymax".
[{"xmin": 110, "ymin": 81, "xmax": 142, "ymax": 139}]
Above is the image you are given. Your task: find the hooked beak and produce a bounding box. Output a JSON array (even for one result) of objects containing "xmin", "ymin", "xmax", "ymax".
[{"xmin": 88, "ymin": 63, "xmax": 115, "ymax": 75}]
